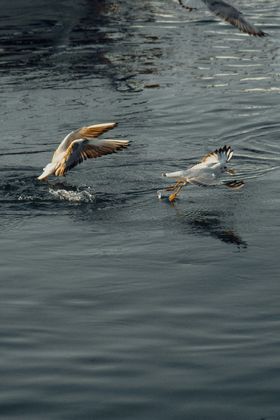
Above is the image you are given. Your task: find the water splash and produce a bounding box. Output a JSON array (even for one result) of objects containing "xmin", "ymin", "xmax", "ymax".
[{"xmin": 48, "ymin": 186, "xmax": 96, "ymax": 203}]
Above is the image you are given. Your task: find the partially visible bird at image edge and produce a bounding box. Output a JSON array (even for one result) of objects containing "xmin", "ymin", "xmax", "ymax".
[{"xmin": 178, "ymin": 0, "xmax": 267, "ymax": 37}]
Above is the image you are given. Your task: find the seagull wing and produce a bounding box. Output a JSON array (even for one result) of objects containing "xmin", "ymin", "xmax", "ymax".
[
  {"xmin": 202, "ymin": 0, "xmax": 266, "ymax": 36},
  {"xmin": 224, "ymin": 180, "xmax": 244, "ymax": 189},
  {"xmin": 53, "ymin": 122, "xmax": 118, "ymax": 159},
  {"xmin": 177, "ymin": 0, "xmax": 205, "ymax": 11},
  {"xmin": 200, "ymin": 145, "xmax": 233, "ymax": 165},
  {"xmin": 55, "ymin": 138, "xmax": 129, "ymax": 176}
]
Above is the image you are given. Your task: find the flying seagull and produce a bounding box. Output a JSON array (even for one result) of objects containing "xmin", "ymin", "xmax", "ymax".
[
  {"xmin": 178, "ymin": 0, "xmax": 267, "ymax": 37},
  {"xmin": 38, "ymin": 122, "xmax": 129, "ymax": 180},
  {"xmin": 158, "ymin": 145, "xmax": 244, "ymax": 202}
]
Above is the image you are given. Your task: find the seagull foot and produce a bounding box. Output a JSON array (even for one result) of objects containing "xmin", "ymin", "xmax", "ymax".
[{"xmin": 169, "ymin": 193, "xmax": 177, "ymax": 202}]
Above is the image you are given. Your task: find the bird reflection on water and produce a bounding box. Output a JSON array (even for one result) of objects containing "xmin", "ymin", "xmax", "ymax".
[{"xmin": 162, "ymin": 201, "xmax": 247, "ymax": 249}]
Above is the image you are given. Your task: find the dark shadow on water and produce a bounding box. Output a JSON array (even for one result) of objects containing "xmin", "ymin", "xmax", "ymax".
[
  {"xmin": 188, "ymin": 214, "xmax": 248, "ymax": 248},
  {"xmin": 163, "ymin": 201, "xmax": 248, "ymax": 249}
]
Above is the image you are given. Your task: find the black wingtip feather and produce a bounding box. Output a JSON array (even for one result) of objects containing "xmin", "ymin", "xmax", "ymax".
[{"xmin": 216, "ymin": 145, "xmax": 233, "ymax": 162}]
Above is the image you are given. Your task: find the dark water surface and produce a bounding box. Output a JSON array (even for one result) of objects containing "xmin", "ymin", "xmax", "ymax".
[{"xmin": 0, "ymin": 0, "xmax": 280, "ymax": 419}]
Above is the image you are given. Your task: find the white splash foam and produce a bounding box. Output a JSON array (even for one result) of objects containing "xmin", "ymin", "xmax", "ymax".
[
  {"xmin": 48, "ymin": 187, "xmax": 96, "ymax": 203},
  {"xmin": 18, "ymin": 194, "xmax": 34, "ymax": 201}
]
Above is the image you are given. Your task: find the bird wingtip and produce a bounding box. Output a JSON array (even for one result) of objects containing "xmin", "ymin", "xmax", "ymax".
[{"xmin": 258, "ymin": 31, "xmax": 269, "ymax": 37}]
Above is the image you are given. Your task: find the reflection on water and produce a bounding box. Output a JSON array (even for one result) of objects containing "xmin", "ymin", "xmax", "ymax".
[{"xmin": 175, "ymin": 207, "xmax": 248, "ymax": 249}]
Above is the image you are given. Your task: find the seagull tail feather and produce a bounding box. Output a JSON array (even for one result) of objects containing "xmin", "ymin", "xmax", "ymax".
[{"xmin": 162, "ymin": 170, "xmax": 185, "ymax": 179}]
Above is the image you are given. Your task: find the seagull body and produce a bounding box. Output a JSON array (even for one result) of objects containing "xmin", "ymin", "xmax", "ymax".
[
  {"xmin": 163, "ymin": 145, "xmax": 233, "ymax": 184},
  {"xmin": 178, "ymin": 0, "xmax": 267, "ymax": 37},
  {"xmin": 38, "ymin": 122, "xmax": 129, "ymax": 180},
  {"xmin": 159, "ymin": 145, "xmax": 244, "ymax": 202}
]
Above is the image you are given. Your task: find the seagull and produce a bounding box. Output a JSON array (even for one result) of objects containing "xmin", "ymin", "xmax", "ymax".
[
  {"xmin": 38, "ymin": 122, "xmax": 129, "ymax": 180},
  {"xmin": 158, "ymin": 145, "xmax": 244, "ymax": 202},
  {"xmin": 178, "ymin": 0, "xmax": 267, "ymax": 37}
]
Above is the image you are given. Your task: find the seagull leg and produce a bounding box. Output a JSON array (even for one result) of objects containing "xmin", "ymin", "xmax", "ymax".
[
  {"xmin": 165, "ymin": 184, "xmax": 180, "ymax": 192},
  {"xmin": 168, "ymin": 180, "xmax": 188, "ymax": 202},
  {"xmin": 158, "ymin": 185, "xmax": 175, "ymax": 199},
  {"xmin": 157, "ymin": 179, "xmax": 188, "ymax": 201}
]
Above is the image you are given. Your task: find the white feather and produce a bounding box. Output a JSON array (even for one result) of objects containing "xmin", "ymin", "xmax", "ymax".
[{"xmin": 37, "ymin": 163, "xmax": 57, "ymax": 180}]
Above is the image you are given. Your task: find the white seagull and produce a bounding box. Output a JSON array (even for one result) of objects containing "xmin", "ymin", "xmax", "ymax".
[
  {"xmin": 178, "ymin": 0, "xmax": 267, "ymax": 37},
  {"xmin": 158, "ymin": 145, "xmax": 244, "ymax": 202},
  {"xmin": 38, "ymin": 122, "xmax": 129, "ymax": 180}
]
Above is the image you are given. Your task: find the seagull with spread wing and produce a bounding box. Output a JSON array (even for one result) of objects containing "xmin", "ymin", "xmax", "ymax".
[
  {"xmin": 158, "ymin": 145, "xmax": 244, "ymax": 202},
  {"xmin": 178, "ymin": 0, "xmax": 267, "ymax": 37},
  {"xmin": 38, "ymin": 122, "xmax": 129, "ymax": 180}
]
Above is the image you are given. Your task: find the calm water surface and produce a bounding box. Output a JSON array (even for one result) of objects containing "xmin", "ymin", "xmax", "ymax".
[{"xmin": 0, "ymin": 0, "xmax": 280, "ymax": 419}]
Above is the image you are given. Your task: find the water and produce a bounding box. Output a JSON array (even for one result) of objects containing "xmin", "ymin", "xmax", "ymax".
[{"xmin": 0, "ymin": 0, "xmax": 280, "ymax": 419}]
